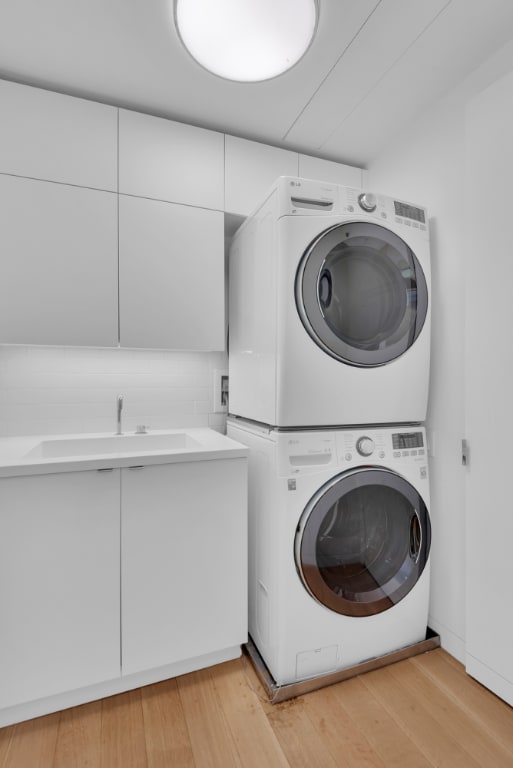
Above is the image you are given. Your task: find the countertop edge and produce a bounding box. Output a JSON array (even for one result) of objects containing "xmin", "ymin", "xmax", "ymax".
[
  {"xmin": 0, "ymin": 429, "xmax": 249, "ymax": 477},
  {"xmin": 0, "ymin": 448, "xmax": 249, "ymax": 477}
]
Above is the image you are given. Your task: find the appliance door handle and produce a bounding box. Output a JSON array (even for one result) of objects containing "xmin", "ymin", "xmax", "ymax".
[
  {"xmin": 409, "ymin": 509, "xmax": 422, "ymax": 564},
  {"xmin": 319, "ymin": 269, "xmax": 332, "ymax": 309}
]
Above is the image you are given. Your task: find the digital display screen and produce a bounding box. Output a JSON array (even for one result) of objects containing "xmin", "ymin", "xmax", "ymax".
[
  {"xmin": 392, "ymin": 432, "xmax": 424, "ymax": 449},
  {"xmin": 394, "ymin": 201, "xmax": 426, "ymax": 223}
]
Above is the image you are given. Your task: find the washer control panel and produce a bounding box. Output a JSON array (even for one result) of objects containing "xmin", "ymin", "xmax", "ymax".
[
  {"xmin": 335, "ymin": 427, "xmax": 426, "ymax": 465},
  {"xmin": 277, "ymin": 427, "xmax": 427, "ymax": 475}
]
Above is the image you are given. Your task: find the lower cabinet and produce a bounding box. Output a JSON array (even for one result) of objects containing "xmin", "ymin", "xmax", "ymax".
[
  {"xmin": 121, "ymin": 460, "xmax": 248, "ymax": 675},
  {"xmin": 0, "ymin": 458, "xmax": 247, "ymax": 718},
  {"xmin": 0, "ymin": 470, "xmax": 121, "ymax": 709}
]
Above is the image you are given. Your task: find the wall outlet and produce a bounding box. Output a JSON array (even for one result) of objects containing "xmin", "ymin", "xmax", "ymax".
[{"xmin": 213, "ymin": 369, "xmax": 229, "ymax": 413}]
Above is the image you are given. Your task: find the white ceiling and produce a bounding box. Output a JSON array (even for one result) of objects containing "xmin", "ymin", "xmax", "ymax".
[{"xmin": 1, "ymin": 0, "xmax": 513, "ymax": 169}]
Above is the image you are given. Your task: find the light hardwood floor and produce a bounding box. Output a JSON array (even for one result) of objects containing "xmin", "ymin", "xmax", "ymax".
[{"xmin": 1, "ymin": 648, "xmax": 512, "ymax": 767}]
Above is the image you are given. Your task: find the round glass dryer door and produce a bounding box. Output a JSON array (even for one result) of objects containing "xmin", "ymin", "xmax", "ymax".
[
  {"xmin": 295, "ymin": 467, "xmax": 431, "ymax": 617},
  {"xmin": 296, "ymin": 222, "xmax": 428, "ymax": 367}
]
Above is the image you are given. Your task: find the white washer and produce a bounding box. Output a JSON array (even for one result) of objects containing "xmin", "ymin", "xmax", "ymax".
[
  {"xmin": 227, "ymin": 418, "xmax": 431, "ymax": 686},
  {"xmin": 228, "ymin": 176, "xmax": 431, "ymax": 427}
]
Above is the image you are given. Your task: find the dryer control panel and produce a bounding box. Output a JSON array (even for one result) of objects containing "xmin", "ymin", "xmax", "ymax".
[{"xmin": 277, "ymin": 177, "xmax": 429, "ymax": 238}]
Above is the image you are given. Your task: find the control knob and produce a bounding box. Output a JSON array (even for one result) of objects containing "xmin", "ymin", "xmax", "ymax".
[
  {"xmin": 356, "ymin": 436, "xmax": 375, "ymax": 457},
  {"xmin": 358, "ymin": 192, "xmax": 377, "ymax": 212}
]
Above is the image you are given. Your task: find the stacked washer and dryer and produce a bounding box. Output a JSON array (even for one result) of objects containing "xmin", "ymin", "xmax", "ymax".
[{"xmin": 227, "ymin": 176, "xmax": 432, "ymax": 687}]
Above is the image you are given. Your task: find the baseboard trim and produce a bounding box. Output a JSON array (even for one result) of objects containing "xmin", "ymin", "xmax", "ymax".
[{"xmin": 0, "ymin": 645, "xmax": 242, "ymax": 728}]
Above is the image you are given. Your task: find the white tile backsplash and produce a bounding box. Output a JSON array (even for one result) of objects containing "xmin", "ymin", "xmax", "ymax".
[{"xmin": 0, "ymin": 345, "xmax": 228, "ymax": 436}]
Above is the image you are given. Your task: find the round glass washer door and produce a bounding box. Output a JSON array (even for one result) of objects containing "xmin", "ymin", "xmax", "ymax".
[
  {"xmin": 295, "ymin": 222, "xmax": 428, "ymax": 367},
  {"xmin": 295, "ymin": 467, "xmax": 431, "ymax": 617}
]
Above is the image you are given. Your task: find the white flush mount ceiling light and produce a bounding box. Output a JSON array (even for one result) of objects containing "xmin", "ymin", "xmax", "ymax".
[{"xmin": 174, "ymin": 0, "xmax": 318, "ymax": 82}]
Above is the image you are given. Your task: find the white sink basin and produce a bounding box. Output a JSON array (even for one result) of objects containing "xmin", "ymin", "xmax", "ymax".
[{"xmin": 26, "ymin": 432, "xmax": 201, "ymax": 459}]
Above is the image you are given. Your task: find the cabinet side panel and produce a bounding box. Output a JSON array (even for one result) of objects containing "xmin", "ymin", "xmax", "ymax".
[{"xmin": 228, "ymin": 189, "xmax": 278, "ymax": 423}]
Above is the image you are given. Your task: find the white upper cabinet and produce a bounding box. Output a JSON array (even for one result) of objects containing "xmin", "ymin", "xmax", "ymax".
[
  {"xmin": 118, "ymin": 109, "xmax": 224, "ymax": 210},
  {"xmin": 0, "ymin": 79, "xmax": 364, "ymax": 350},
  {"xmin": 0, "ymin": 175, "xmax": 118, "ymax": 347},
  {"xmin": 224, "ymin": 135, "xmax": 298, "ymax": 216},
  {"xmin": 298, "ymin": 154, "xmax": 363, "ymax": 188},
  {"xmin": 0, "ymin": 79, "xmax": 117, "ymax": 191},
  {"xmin": 119, "ymin": 194, "xmax": 225, "ymax": 350}
]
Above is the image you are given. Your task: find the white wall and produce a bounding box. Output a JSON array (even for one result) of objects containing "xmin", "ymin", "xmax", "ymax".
[
  {"xmin": 0, "ymin": 346, "xmax": 227, "ymax": 437},
  {"xmin": 367, "ymin": 36, "xmax": 513, "ymax": 662}
]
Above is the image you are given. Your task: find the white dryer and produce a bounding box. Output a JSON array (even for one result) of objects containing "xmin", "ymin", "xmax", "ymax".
[
  {"xmin": 228, "ymin": 176, "xmax": 431, "ymax": 427},
  {"xmin": 227, "ymin": 418, "xmax": 431, "ymax": 687}
]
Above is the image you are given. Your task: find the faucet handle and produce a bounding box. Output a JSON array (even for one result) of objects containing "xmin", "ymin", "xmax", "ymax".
[{"xmin": 135, "ymin": 425, "xmax": 148, "ymax": 434}]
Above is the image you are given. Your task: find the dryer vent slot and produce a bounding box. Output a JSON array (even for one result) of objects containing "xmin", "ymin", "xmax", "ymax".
[{"xmin": 291, "ymin": 196, "xmax": 334, "ymax": 210}]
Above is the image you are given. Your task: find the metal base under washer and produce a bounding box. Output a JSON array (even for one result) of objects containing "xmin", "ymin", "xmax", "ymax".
[{"xmin": 243, "ymin": 628, "xmax": 441, "ymax": 704}]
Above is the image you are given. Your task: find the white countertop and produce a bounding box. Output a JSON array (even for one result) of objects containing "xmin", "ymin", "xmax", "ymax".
[{"xmin": 0, "ymin": 428, "xmax": 248, "ymax": 477}]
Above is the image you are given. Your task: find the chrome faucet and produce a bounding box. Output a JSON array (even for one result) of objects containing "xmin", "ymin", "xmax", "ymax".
[{"xmin": 116, "ymin": 395, "xmax": 123, "ymax": 435}]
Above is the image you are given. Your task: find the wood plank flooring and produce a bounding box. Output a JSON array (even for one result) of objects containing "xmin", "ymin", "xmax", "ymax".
[{"xmin": 1, "ymin": 649, "xmax": 513, "ymax": 767}]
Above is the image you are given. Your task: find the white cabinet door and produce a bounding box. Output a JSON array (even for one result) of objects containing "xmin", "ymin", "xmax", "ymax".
[
  {"xmin": 119, "ymin": 109, "xmax": 224, "ymax": 210},
  {"xmin": 121, "ymin": 459, "xmax": 247, "ymax": 676},
  {"xmin": 0, "ymin": 470, "xmax": 120, "ymax": 709},
  {"xmin": 224, "ymin": 134, "xmax": 298, "ymax": 216},
  {"xmin": 0, "ymin": 175, "xmax": 118, "ymax": 346},
  {"xmin": 119, "ymin": 194, "xmax": 225, "ymax": 350},
  {"xmin": 298, "ymin": 154, "xmax": 363, "ymax": 188},
  {"xmin": 465, "ymin": 69, "xmax": 513, "ymax": 707},
  {"xmin": 0, "ymin": 80, "xmax": 117, "ymax": 191}
]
